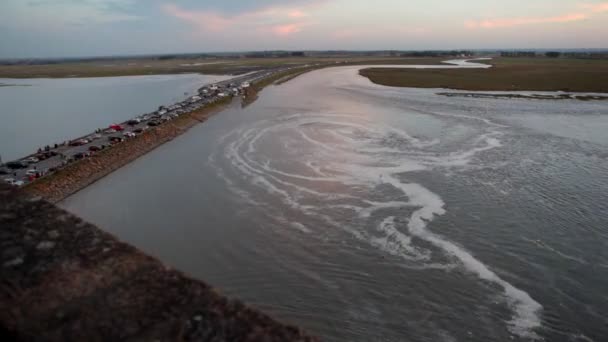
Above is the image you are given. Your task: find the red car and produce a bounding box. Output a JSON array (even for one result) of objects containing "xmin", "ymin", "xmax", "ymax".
[{"xmin": 109, "ymin": 124, "xmax": 124, "ymax": 131}]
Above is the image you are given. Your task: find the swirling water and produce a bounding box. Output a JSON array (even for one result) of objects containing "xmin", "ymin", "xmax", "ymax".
[{"xmin": 63, "ymin": 65, "xmax": 608, "ymax": 341}]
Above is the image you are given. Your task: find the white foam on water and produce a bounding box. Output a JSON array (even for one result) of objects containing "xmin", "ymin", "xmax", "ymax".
[
  {"xmin": 358, "ymin": 201, "xmax": 411, "ymax": 218},
  {"xmin": 392, "ymin": 177, "xmax": 542, "ymax": 339},
  {"xmin": 521, "ymin": 237, "xmax": 587, "ymax": 265},
  {"xmin": 371, "ymin": 216, "xmax": 430, "ymax": 261},
  {"xmin": 212, "ymin": 107, "xmax": 543, "ymax": 338},
  {"xmin": 291, "ymin": 222, "xmax": 312, "ymax": 234}
]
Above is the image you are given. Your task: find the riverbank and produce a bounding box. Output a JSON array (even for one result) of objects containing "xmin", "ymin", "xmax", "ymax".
[
  {"xmin": 360, "ymin": 58, "xmax": 608, "ymax": 93},
  {"xmin": 23, "ymin": 97, "xmax": 232, "ymax": 203},
  {"xmin": 0, "ymin": 182, "xmax": 318, "ymax": 341}
]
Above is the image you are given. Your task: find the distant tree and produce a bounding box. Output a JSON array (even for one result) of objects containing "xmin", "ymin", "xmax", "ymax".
[{"xmin": 545, "ymin": 51, "xmax": 561, "ymax": 58}]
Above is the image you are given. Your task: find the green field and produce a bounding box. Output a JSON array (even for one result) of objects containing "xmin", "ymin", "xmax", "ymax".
[
  {"xmin": 360, "ymin": 58, "xmax": 608, "ymax": 93},
  {"xmin": 0, "ymin": 57, "xmax": 444, "ymax": 78}
]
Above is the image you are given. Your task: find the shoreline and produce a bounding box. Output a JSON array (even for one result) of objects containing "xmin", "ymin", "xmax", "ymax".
[
  {"xmin": 1, "ymin": 183, "xmax": 318, "ymax": 341},
  {"xmin": 19, "ymin": 65, "xmax": 318, "ymax": 203},
  {"xmin": 23, "ymin": 97, "xmax": 233, "ymax": 203}
]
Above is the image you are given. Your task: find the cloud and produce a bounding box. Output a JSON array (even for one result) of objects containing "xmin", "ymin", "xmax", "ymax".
[
  {"xmin": 331, "ymin": 25, "xmax": 428, "ymax": 40},
  {"xmin": 465, "ymin": 13, "xmax": 587, "ymax": 29},
  {"xmin": 162, "ymin": 3, "xmax": 313, "ymax": 37},
  {"xmin": 466, "ymin": 2, "xmax": 608, "ymax": 29},
  {"xmin": 582, "ymin": 2, "xmax": 608, "ymax": 12},
  {"xmin": 288, "ymin": 10, "xmax": 308, "ymax": 18},
  {"xmin": 168, "ymin": 0, "xmax": 325, "ymax": 16},
  {"xmin": 0, "ymin": 0, "xmax": 140, "ymax": 30},
  {"xmin": 271, "ymin": 23, "xmax": 304, "ymax": 36},
  {"xmin": 162, "ymin": 4, "xmax": 231, "ymax": 31}
]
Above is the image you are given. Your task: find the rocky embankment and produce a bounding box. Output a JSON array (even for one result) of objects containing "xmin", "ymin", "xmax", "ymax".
[
  {"xmin": 0, "ymin": 182, "xmax": 317, "ymax": 341},
  {"xmin": 23, "ymin": 99, "xmax": 230, "ymax": 203}
]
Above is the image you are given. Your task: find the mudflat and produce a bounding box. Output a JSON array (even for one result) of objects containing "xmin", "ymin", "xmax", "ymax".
[{"xmin": 360, "ymin": 58, "xmax": 608, "ymax": 92}]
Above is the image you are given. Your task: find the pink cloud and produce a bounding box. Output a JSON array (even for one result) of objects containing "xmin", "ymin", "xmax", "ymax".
[
  {"xmin": 582, "ymin": 2, "xmax": 608, "ymax": 12},
  {"xmin": 271, "ymin": 23, "xmax": 303, "ymax": 36},
  {"xmin": 466, "ymin": 13, "xmax": 587, "ymax": 29},
  {"xmin": 466, "ymin": 2, "xmax": 608, "ymax": 30},
  {"xmin": 288, "ymin": 10, "xmax": 307, "ymax": 18},
  {"xmin": 162, "ymin": 4, "xmax": 231, "ymax": 31},
  {"xmin": 162, "ymin": 3, "xmax": 316, "ymax": 36}
]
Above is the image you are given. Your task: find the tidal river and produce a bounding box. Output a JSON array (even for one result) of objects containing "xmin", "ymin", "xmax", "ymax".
[{"xmin": 62, "ymin": 63, "xmax": 608, "ymax": 341}]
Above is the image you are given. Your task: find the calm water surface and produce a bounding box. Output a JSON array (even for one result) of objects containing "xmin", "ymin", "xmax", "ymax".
[
  {"xmin": 0, "ymin": 74, "xmax": 230, "ymax": 161},
  {"xmin": 63, "ymin": 65, "xmax": 608, "ymax": 341}
]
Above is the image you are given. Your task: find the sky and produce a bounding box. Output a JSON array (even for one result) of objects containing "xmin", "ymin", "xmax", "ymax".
[{"xmin": 0, "ymin": 0, "xmax": 607, "ymax": 58}]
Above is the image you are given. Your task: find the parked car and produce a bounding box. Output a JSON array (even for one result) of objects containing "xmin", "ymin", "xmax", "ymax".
[
  {"xmin": 147, "ymin": 121, "xmax": 160, "ymax": 127},
  {"xmin": 0, "ymin": 168, "xmax": 9, "ymax": 175},
  {"xmin": 88, "ymin": 146, "xmax": 101, "ymax": 152},
  {"xmin": 22, "ymin": 157, "xmax": 39, "ymax": 164},
  {"xmin": 109, "ymin": 124, "xmax": 124, "ymax": 131},
  {"xmin": 108, "ymin": 136, "xmax": 123, "ymax": 144},
  {"xmin": 127, "ymin": 119, "xmax": 141, "ymax": 126},
  {"xmin": 3, "ymin": 178, "xmax": 24, "ymax": 187},
  {"xmin": 133, "ymin": 127, "xmax": 145, "ymax": 134},
  {"xmin": 73, "ymin": 152, "xmax": 87, "ymax": 160},
  {"xmin": 123, "ymin": 132, "xmax": 136, "ymax": 138},
  {"xmin": 35, "ymin": 151, "xmax": 58, "ymax": 161},
  {"xmin": 69, "ymin": 139, "xmax": 89, "ymax": 146},
  {"xmin": 25, "ymin": 169, "xmax": 38, "ymax": 176},
  {"xmin": 5, "ymin": 161, "xmax": 27, "ymax": 169}
]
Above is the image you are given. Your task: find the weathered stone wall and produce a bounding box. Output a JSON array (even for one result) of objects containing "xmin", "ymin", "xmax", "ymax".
[{"xmin": 0, "ymin": 183, "xmax": 317, "ymax": 341}]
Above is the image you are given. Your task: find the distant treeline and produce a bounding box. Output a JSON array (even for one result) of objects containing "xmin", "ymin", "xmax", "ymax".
[
  {"xmin": 3, "ymin": 50, "xmax": 607, "ymax": 65},
  {"xmin": 243, "ymin": 51, "xmax": 306, "ymax": 58},
  {"xmin": 398, "ymin": 50, "xmax": 474, "ymax": 57},
  {"xmin": 501, "ymin": 51, "xmax": 608, "ymax": 59}
]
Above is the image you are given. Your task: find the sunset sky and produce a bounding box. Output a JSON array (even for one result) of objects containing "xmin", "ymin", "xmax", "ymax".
[{"xmin": 1, "ymin": 0, "xmax": 607, "ymax": 58}]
